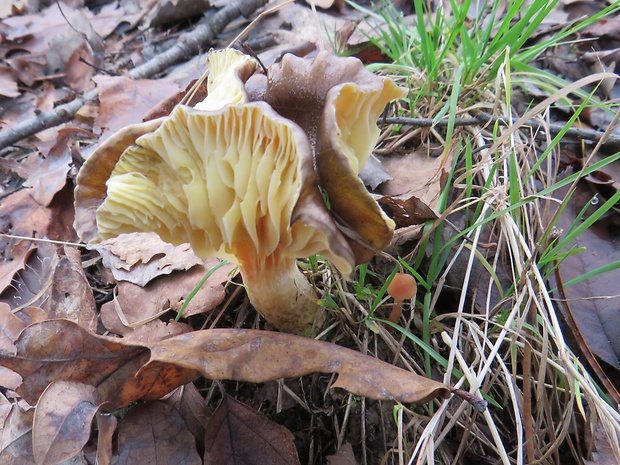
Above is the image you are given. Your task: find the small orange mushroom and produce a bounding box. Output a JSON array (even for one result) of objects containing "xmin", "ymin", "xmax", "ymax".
[{"xmin": 387, "ymin": 272, "xmax": 417, "ymax": 324}]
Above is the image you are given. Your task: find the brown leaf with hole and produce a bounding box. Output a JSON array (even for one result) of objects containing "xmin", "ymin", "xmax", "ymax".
[
  {"xmin": 32, "ymin": 381, "xmax": 99, "ymax": 465},
  {"xmin": 147, "ymin": 329, "xmax": 451, "ymax": 404},
  {"xmin": 204, "ymin": 395, "xmax": 300, "ymax": 465},
  {"xmin": 115, "ymin": 402, "xmax": 201, "ymax": 465}
]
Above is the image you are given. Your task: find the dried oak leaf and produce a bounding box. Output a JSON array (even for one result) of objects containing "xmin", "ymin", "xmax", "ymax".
[{"xmin": 204, "ymin": 395, "xmax": 300, "ymax": 465}]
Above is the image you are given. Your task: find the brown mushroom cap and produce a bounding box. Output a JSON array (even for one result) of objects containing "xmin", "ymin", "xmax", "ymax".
[
  {"xmin": 246, "ymin": 51, "xmax": 407, "ymax": 263},
  {"xmin": 387, "ymin": 273, "xmax": 417, "ymax": 301}
]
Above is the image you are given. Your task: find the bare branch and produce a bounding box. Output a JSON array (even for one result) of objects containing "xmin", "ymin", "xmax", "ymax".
[
  {"xmin": 383, "ymin": 111, "xmax": 620, "ymax": 148},
  {"xmin": 0, "ymin": 0, "xmax": 269, "ymax": 151}
]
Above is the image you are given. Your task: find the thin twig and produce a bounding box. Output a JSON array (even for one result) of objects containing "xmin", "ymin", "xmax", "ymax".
[
  {"xmin": 383, "ymin": 111, "xmax": 620, "ymax": 148},
  {"xmin": 0, "ymin": 0, "xmax": 268, "ymax": 151}
]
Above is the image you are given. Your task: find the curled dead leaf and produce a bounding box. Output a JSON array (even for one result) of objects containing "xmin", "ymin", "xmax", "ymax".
[{"xmin": 146, "ymin": 328, "xmax": 451, "ymax": 404}]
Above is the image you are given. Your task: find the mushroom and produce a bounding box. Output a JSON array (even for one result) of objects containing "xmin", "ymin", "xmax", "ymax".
[
  {"xmin": 75, "ymin": 49, "xmax": 406, "ymax": 335},
  {"xmin": 386, "ymin": 272, "xmax": 417, "ymax": 324},
  {"xmin": 76, "ymin": 56, "xmax": 356, "ymax": 334}
]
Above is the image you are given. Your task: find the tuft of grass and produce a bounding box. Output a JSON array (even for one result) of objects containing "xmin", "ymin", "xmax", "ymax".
[{"xmin": 323, "ymin": 0, "xmax": 620, "ymax": 463}]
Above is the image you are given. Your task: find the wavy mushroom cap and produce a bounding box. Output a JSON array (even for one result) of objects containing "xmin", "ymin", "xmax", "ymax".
[
  {"xmin": 247, "ymin": 51, "xmax": 407, "ymax": 263},
  {"xmin": 194, "ymin": 48, "xmax": 259, "ymax": 111},
  {"xmin": 94, "ymin": 102, "xmax": 355, "ymax": 277}
]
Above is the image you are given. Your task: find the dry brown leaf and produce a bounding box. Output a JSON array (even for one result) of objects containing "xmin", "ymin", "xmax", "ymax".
[
  {"xmin": 204, "ymin": 395, "xmax": 300, "ymax": 465},
  {"xmin": 380, "ymin": 148, "xmax": 454, "ymax": 217},
  {"xmin": 115, "ymin": 402, "xmax": 202, "ymax": 465},
  {"xmin": 100, "ymin": 260, "xmax": 233, "ymax": 335},
  {"xmin": 32, "ymin": 381, "xmax": 99, "ymax": 465},
  {"xmin": 1, "ymin": 320, "xmax": 451, "ymax": 409},
  {"xmin": 326, "ymin": 443, "xmax": 359, "ymax": 465},
  {"xmin": 147, "ymin": 329, "xmax": 451, "ymax": 403},
  {"xmin": 551, "ymin": 182, "xmax": 620, "ymax": 370},
  {"xmin": 0, "ymin": 319, "xmax": 146, "ymax": 405},
  {"xmin": 163, "ymin": 384, "xmax": 209, "ymax": 446},
  {"xmin": 46, "ymin": 246, "xmax": 97, "ymax": 331},
  {"xmin": 1, "ymin": 244, "xmax": 96, "ymax": 331},
  {"xmin": 376, "ymin": 195, "xmax": 438, "ymax": 229},
  {"xmin": 21, "ymin": 128, "xmax": 94, "ymax": 207},
  {"xmin": 94, "ymin": 75, "xmax": 181, "ymax": 137},
  {"xmin": 0, "ymin": 241, "xmax": 37, "ymax": 296},
  {"xmin": 0, "ymin": 241, "xmax": 57, "ymax": 312},
  {"xmin": 0, "ymin": 303, "xmax": 26, "ymax": 354},
  {"xmin": 584, "ymin": 422, "xmax": 620, "ymax": 465},
  {"xmin": 89, "ymin": 232, "xmax": 204, "ymax": 286},
  {"xmin": 0, "ymin": 319, "xmax": 198, "ymax": 409},
  {"xmin": 0, "ymin": 401, "xmax": 35, "ymax": 464},
  {"xmin": 0, "ymin": 69, "xmax": 19, "ymax": 97}
]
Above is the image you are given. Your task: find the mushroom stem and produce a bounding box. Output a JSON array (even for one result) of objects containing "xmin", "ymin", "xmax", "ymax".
[
  {"xmin": 240, "ymin": 259, "xmax": 323, "ymax": 336},
  {"xmin": 388, "ymin": 300, "xmax": 403, "ymax": 324}
]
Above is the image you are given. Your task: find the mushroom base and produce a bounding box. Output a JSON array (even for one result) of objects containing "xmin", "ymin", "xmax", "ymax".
[{"xmin": 241, "ymin": 260, "xmax": 324, "ymax": 336}]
